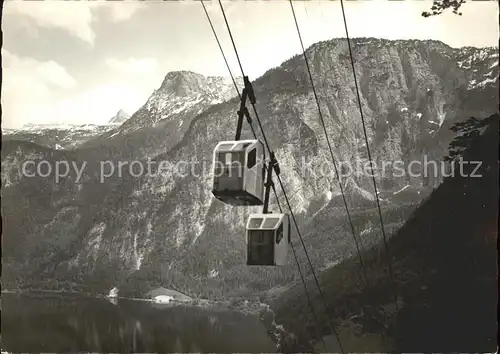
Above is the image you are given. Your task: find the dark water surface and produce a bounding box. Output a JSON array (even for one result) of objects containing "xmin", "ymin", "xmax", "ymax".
[{"xmin": 1, "ymin": 293, "xmax": 276, "ymax": 353}]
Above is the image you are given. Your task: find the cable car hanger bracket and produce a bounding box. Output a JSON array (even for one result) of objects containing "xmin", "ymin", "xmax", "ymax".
[
  {"xmin": 263, "ymin": 151, "xmax": 280, "ymax": 214},
  {"xmin": 235, "ymin": 76, "xmax": 256, "ymax": 141},
  {"xmin": 232, "ymin": 75, "xmax": 281, "ymax": 215}
]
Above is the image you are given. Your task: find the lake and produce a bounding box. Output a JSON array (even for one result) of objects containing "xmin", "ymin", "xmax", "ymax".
[{"xmin": 0, "ymin": 293, "xmax": 277, "ymax": 353}]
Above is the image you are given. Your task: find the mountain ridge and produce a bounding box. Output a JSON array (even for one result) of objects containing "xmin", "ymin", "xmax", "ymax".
[{"xmin": 1, "ymin": 38, "xmax": 498, "ymax": 302}]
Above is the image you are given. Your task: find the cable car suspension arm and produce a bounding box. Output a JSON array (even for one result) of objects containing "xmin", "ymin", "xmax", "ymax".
[
  {"xmin": 263, "ymin": 151, "xmax": 280, "ymax": 214},
  {"xmin": 235, "ymin": 76, "xmax": 256, "ymax": 141}
]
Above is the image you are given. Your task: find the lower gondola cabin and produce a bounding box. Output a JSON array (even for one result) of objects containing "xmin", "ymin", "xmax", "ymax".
[{"xmin": 246, "ymin": 213, "xmax": 290, "ymax": 266}]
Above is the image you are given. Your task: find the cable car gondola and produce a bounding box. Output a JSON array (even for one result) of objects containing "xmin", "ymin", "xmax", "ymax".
[
  {"xmin": 245, "ymin": 150, "xmax": 290, "ymax": 266},
  {"xmin": 212, "ymin": 139, "xmax": 265, "ymax": 206},
  {"xmin": 209, "ymin": 74, "xmax": 290, "ymax": 266},
  {"xmin": 246, "ymin": 213, "xmax": 290, "ymax": 266},
  {"xmin": 211, "ymin": 76, "xmax": 266, "ymax": 206}
]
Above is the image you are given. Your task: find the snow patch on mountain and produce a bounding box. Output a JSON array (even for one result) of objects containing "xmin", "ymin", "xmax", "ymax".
[
  {"xmin": 2, "ymin": 121, "xmax": 121, "ymax": 150},
  {"xmin": 394, "ymin": 185, "xmax": 411, "ymax": 195},
  {"xmin": 87, "ymin": 223, "xmax": 106, "ymax": 261}
]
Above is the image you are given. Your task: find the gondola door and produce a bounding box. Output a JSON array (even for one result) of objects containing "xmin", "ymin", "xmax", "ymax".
[{"xmin": 247, "ymin": 229, "xmax": 275, "ymax": 266}]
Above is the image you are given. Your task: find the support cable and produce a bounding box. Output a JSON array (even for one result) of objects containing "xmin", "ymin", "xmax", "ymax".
[
  {"xmin": 217, "ymin": 0, "xmax": 273, "ymax": 152},
  {"xmin": 338, "ymin": 0, "xmax": 399, "ymax": 310},
  {"xmin": 217, "ymin": 1, "xmax": 345, "ymax": 351},
  {"xmin": 289, "ymin": 0, "xmax": 369, "ymax": 287},
  {"xmin": 273, "ymin": 191, "xmax": 328, "ymax": 352},
  {"xmin": 201, "ymin": 0, "xmax": 241, "ymax": 99},
  {"xmin": 202, "ymin": 1, "xmax": 327, "ymax": 349}
]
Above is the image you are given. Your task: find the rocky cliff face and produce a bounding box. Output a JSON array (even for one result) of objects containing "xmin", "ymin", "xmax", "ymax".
[
  {"xmin": 119, "ymin": 70, "xmax": 239, "ymax": 133},
  {"xmin": 1, "ymin": 38, "xmax": 498, "ymax": 297}
]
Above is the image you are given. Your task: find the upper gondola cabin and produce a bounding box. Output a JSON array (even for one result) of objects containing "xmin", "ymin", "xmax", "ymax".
[
  {"xmin": 212, "ymin": 139, "xmax": 265, "ymax": 206},
  {"xmin": 246, "ymin": 213, "xmax": 290, "ymax": 266}
]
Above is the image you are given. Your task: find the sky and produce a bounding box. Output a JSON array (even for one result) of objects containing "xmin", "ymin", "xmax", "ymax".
[{"xmin": 1, "ymin": 0, "xmax": 499, "ymax": 129}]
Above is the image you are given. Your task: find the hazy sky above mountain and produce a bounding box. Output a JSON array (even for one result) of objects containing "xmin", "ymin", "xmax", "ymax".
[{"xmin": 2, "ymin": 0, "xmax": 499, "ymax": 129}]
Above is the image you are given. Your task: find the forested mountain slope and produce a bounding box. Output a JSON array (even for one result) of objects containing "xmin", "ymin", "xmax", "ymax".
[{"xmin": 273, "ymin": 113, "xmax": 498, "ymax": 352}]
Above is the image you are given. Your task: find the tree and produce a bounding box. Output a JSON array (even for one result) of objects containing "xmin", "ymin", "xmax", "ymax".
[
  {"xmin": 422, "ymin": 0, "xmax": 466, "ymax": 17},
  {"xmin": 444, "ymin": 116, "xmax": 490, "ymax": 162}
]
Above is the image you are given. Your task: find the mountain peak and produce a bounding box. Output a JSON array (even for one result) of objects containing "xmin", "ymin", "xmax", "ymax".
[
  {"xmin": 164, "ymin": 70, "xmax": 202, "ymax": 79},
  {"xmin": 159, "ymin": 71, "xmax": 207, "ymax": 96},
  {"xmin": 109, "ymin": 109, "xmax": 130, "ymax": 125}
]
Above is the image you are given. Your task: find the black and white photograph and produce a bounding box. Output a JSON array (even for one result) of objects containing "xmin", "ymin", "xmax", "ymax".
[{"xmin": 0, "ymin": 0, "xmax": 498, "ymax": 352}]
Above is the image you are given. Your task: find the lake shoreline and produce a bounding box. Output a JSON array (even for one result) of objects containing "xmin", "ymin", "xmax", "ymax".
[
  {"xmin": 1, "ymin": 293, "xmax": 279, "ymax": 352},
  {"xmin": 2, "ymin": 289, "xmax": 287, "ymax": 350},
  {"xmin": 2, "ymin": 289, "xmax": 269, "ymax": 312}
]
